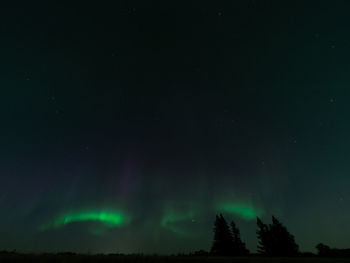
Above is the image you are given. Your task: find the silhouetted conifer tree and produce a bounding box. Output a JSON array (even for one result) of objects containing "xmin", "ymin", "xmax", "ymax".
[
  {"xmin": 231, "ymin": 221, "xmax": 249, "ymax": 255},
  {"xmin": 270, "ymin": 216, "xmax": 299, "ymax": 256},
  {"xmin": 256, "ymin": 216, "xmax": 299, "ymax": 256},
  {"xmin": 211, "ymin": 214, "xmax": 233, "ymax": 256},
  {"xmin": 256, "ymin": 217, "xmax": 270, "ymax": 255}
]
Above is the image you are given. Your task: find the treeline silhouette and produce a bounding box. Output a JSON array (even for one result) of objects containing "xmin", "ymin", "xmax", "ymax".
[
  {"xmin": 316, "ymin": 243, "xmax": 350, "ymax": 258},
  {"xmin": 210, "ymin": 214, "xmax": 350, "ymax": 258}
]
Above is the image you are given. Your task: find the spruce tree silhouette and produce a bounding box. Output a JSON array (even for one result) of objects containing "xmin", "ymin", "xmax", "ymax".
[
  {"xmin": 231, "ymin": 221, "xmax": 249, "ymax": 255},
  {"xmin": 256, "ymin": 217, "xmax": 270, "ymax": 255},
  {"xmin": 211, "ymin": 214, "xmax": 233, "ymax": 256},
  {"xmin": 256, "ymin": 216, "xmax": 299, "ymax": 256},
  {"xmin": 270, "ymin": 216, "xmax": 299, "ymax": 256}
]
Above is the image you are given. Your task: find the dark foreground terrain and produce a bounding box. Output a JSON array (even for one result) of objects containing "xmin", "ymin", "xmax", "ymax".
[{"xmin": 2, "ymin": 254, "xmax": 350, "ymax": 263}]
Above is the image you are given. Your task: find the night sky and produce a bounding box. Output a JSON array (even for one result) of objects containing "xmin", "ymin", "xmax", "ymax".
[{"xmin": 1, "ymin": 0, "xmax": 350, "ymax": 254}]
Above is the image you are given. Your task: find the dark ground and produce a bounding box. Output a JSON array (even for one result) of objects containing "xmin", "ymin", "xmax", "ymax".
[{"xmin": 1, "ymin": 254, "xmax": 350, "ymax": 263}]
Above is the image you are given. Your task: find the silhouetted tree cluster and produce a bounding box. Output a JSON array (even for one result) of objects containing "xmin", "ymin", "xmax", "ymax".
[
  {"xmin": 256, "ymin": 216, "xmax": 299, "ymax": 256},
  {"xmin": 316, "ymin": 243, "xmax": 350, "ymax": 257},
  {"xmin": 209, "ymin": 214, "xmax": 350, "ymax": 258},
  {"xmin": 211, "ymin": 214, "xmax": 249, "ymax": 256}
]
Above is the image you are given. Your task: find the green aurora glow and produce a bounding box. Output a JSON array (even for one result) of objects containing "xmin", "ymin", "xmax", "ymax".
[
  {"xmin": 40, "ymin": 210, "xmax": 130, "ymax": 230},
  {"xmin": 217, "ymin": 203, "xmax": 263, "ymax": 220},
  {"xmin": 161, "ymin": 210, "xmax": 195, "ymax": 236}
]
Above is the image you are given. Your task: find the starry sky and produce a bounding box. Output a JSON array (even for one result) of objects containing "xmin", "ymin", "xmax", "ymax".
[{"xmin": 1, "ymin": 0, "xmax": 350, "ymax": 254}]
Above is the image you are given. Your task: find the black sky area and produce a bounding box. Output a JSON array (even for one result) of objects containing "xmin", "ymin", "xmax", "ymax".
[{"xmin": 1, "ymin": 0, "xmax": 350, "ymax": 254}]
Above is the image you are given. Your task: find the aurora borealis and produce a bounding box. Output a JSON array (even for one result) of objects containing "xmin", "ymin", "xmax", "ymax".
[
  {"xmin": 217, "ymin": 203, "xmax": 263, "ymax": 221},
  {"xmin": 2, "ymin": 0, "xmax": 350, "ymax": 255},
  {"xmin": 161, "ymin": 210, "xmax": 196, "ymax": 237},
  {"xmin": 40, "ymin": 210, "xmax": 129, "ymax": 230}
]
